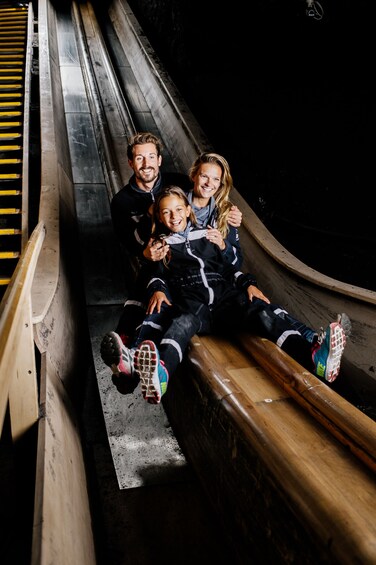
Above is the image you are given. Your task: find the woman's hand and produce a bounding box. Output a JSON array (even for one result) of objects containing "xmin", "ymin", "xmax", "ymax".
[
  {"xmin": 206, "ymin": 226, "xmax": 225, "ymax": 250},
  {"xmin": 143, "ymin": 237, "xmax": 170, "ymax": 261},
  {"xmin": 247, "ymin": 284, "xmax": 270, "ymax": 304},
  {"xmin": 228, "ymin": 205, "xmax": 242, "ymax": 228},
  {"xmin": 147, "ymin": 291, "xmax": 172, "ymax": 314}
]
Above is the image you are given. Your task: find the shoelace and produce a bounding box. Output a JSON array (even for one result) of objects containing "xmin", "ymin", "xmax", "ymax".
[
  {"xmin": 317, "ymin": 327, "xmax": 326, "ymax": 345},
  {"xmin": 337, "ymin": 313, "xmax": 352, "ymax": 338}
]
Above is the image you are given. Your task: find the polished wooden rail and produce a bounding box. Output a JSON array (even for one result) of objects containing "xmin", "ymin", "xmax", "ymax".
[
  {"xmin": 0, "ymin": 220, "xmax": 44, "ymax": 440},
  {"xmin": 238, "ymin": 334, "xmax": 376, "ymax": 472},
  {"xmin": 165, "ymin": 332, "xmax": 376, "ymax": 564}
]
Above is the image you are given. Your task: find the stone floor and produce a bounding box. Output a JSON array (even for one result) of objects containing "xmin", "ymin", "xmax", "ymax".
[{"xmin": 81, "ymin": 304, "xmax": 236, "ymax": 565}]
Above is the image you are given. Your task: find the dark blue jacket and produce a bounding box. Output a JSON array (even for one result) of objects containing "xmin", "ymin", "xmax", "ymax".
[
  {"xmin": 111, "ymin": 172, "xmax": 191, "ymax": 258},
  {"xmin": 111, "ymin": 172, "xmax": 243, "ymax": 269},
  {"xmin": 145, "ymin": 224, "xmax": 256, "ymax": 313}
]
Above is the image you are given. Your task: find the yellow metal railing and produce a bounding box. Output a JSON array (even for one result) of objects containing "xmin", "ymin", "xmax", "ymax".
[{"xmin": 0, "ymin": 1, "xmax": 29, "ymax": 300}]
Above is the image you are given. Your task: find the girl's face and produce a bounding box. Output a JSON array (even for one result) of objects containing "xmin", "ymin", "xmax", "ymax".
[
  {"xmin": 158, "ymin": 194, "xmax": 191, "ymax": 232},
  {"xmin": 193, "ymin": 162, "xmax": 222, "ymax": 200}
]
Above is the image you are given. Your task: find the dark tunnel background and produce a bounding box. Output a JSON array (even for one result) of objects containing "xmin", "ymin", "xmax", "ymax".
[{"xmin": 125, "ymin": 0, "xmax": 375, "ymax": 290}]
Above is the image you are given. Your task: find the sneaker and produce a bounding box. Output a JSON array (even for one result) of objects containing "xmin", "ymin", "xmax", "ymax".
[
  {"xmin": 311, "ymin": 322, "xmax": 346, "ymax": 382},
  {"xmin": 337, "ymin": 312, "xmax": 352, "ymax": 338},
  {"xmin": 100, "ymin": 331, "xmax": 134, "ymax": 378},
  {"xmin": 133, "ymin": 340, "xmax": 169, "ymax": 404}
]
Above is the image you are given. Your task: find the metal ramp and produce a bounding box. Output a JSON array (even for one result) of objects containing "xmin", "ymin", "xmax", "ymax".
[
  {"xmin": 0, "ymin": 1, "xmax": 29, "ymax": 301},
  {"xmin": 55, "ymin": 5, "xmax": 188, "ymax": 489}
]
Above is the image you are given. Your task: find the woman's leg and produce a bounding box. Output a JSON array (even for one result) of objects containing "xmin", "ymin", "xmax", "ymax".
[
  {"xmin": 269, "ymin": 303, "xmax": 317, "ymax": 343},
  {"xmin": 242, "ymin": 300, "xmax": 347, "ymax": 382}
]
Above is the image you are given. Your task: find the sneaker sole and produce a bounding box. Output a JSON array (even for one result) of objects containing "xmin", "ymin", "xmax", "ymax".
[
  {"xmin": 324, "ymin": 323, "xmax": 346, "ymax": 383},
  {"xmin": 100, "ymin": 331, "xmax": 132, "ymax": 377},
  {"xmin": 133, "ymin": 341, "xmax": 162, "ymax": 403}
]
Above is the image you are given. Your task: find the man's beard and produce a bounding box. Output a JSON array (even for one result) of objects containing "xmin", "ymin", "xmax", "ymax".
[{"xmin": 137, "ymin": 168, "xmax": 158, "ymax": 183}]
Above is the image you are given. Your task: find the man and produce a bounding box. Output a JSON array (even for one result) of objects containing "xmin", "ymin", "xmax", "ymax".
[
  {"xmin": 111, "ymin": 131, "xmax": 192, "ymax": 263},
  {"xmin": 109, "ymin": 132, "xmax": 192, "ymax": 353}
]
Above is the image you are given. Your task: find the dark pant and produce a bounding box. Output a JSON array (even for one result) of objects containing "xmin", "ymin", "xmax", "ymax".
[{"xmin": 156, "ymin": 297, "xmax": 315, "ymax": 377}]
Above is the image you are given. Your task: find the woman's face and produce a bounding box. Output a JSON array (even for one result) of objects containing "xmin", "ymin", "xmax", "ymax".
[
  {"xmin": 193, "ymin": 162, "xmax": 222, "ymax": 200},
  {"xmin": 158, "ymin": 194, "xmax": 191, "ymax": 232}
]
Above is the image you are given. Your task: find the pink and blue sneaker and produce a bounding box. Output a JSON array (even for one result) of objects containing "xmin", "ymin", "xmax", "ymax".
[
  {"xmin": 133, "ymin": 340, "xmax": 169, "ymax": 404},
  {"xmin": 311, "ymin": 319, "xmax": 347, "ymax": 383},
  {"xmin": 100, "ymin": 331, "xmax": 140, "ymax": 394},
  {"xmin": 100, "ymin": 331, "xmax": 134, "ymax": 376}
]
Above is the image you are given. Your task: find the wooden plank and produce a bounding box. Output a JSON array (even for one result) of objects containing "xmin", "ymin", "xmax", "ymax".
[
  {"xmin": 8, "ymin": 296, "xmax": 38, "ymax": 440},
  {"xmin": 31, "ymin": 0, "xmax": 60, "ymax": 323},
  {"xmin": 0, "ymin": 221, "xmax": 44, "ymax": 439},
  {"xmin": 163, "ymin": 334, "xmax": 376, "ymax": 563},
  {"xmin": 238, "ymin": 334, "xmax": 376, "ymax": 472},
  {"xmin": 32, "ymin": 353, "xmax": 96, "ymax": 565}
]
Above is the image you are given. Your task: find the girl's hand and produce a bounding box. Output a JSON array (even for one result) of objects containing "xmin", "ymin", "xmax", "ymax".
[
  {"xmin": 247, "ymin": 285, "xmax": 270, "ymax": 304},
  {"xmin": 228, "ymin": 205, "xmax": 242, "ymax": 228},
  {"xmin": 147, "ymin": 291, "xmax": 172, "ymax": 314},
  {"xmin": 206, "ymin": 226, "xmax": 225, "ymax": 250}
]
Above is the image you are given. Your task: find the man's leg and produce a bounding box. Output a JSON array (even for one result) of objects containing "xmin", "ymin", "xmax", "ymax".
[{"xmin": 115, "ymin": 296, "xmax": 146, "ymax": 347}]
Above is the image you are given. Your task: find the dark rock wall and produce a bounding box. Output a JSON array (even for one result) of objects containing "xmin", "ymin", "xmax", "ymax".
[{"xmin": 127, "ymin": 0, "xmax": 375, "ymax": 289}]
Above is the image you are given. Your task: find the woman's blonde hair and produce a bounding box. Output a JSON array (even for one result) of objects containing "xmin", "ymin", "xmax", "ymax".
[{"xmin": 188, "ymin": 152, "xmax": 234, "ymax": 237}]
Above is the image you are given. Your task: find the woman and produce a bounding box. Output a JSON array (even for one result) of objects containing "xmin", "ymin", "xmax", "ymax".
[{"xmin": 186, "ymin": 152, "xmax": 243, "ymax": 268}]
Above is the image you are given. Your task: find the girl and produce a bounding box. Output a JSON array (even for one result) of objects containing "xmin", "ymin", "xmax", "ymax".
[{"xmin": 130, "ymin": 186, "xmax": 349, "ymax": 404}]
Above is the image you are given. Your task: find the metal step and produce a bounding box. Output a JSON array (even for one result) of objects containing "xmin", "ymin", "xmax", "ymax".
[{"xmin": 0, "ymin": 1, "xmax": 29, "ymax": 301}]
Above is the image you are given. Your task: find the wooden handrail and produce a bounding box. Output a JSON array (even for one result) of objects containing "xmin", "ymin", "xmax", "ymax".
[
  {"xmin": 0, "ymin": 220, "xmax": 45, "ymax": 440},
  {"xmin": 238, "ymin": 334, "xmax": 376, "ymax": 473}
]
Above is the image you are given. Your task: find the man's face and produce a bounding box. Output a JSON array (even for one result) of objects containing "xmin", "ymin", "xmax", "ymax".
[{"xmin": 129, "ymin": 142, "xmax": 162, "ymax": 188}]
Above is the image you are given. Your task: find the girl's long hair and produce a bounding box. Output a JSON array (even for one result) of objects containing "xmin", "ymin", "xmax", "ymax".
[{"xmin": 188, "ymin": 152, "xmax": 234, "ymax": 238}]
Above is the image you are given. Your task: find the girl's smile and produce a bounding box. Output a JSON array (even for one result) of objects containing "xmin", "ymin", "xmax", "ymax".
[{"xmin": 159, "ymin": 194, "xmax": 191, "ymax": 232}]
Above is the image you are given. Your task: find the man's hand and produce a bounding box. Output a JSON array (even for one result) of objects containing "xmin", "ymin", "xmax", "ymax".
[
  {"xmin": 228, "ymin": 205, "xmax": 242, "ymax": 228},
  {"xmin": 143, "ymin": 237, "xmax": 170, "ymax": 261}
]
